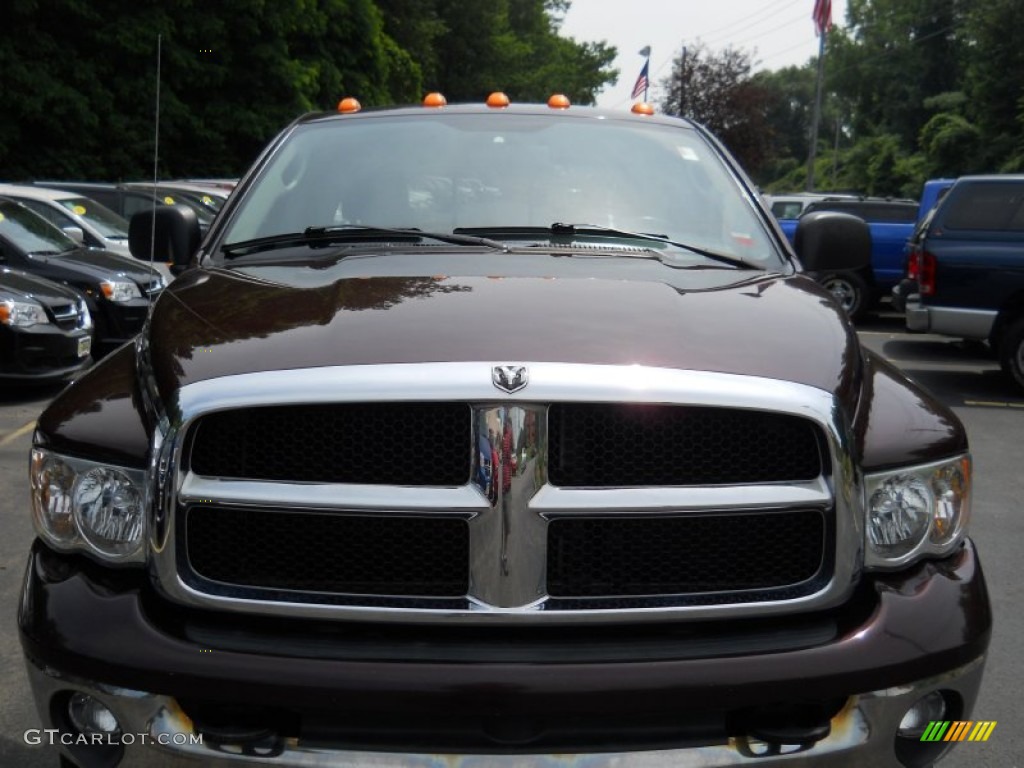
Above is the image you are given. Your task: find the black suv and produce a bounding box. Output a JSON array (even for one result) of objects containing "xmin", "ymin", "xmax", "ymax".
[
  {"xmin": 0, "ymin": 198, "xmax": 164, "ymax": 352},
  {"xmin": 904, "ymin": 174, "xmax": 1024, "ymax": 389}
]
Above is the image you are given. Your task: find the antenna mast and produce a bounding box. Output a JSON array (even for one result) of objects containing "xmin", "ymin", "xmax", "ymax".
[{"xmin": 148, "ymin": 33, "xmax": 162, "ymax": 296}]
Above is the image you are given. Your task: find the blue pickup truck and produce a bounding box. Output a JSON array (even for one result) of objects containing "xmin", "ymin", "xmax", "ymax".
[
  {"xmin": 773, "ymin": 197, "xmax": 918, "ymax": 319},
  {"xmin": 771, "ymin": 182, "xmax": 957, "ymax": 320}
]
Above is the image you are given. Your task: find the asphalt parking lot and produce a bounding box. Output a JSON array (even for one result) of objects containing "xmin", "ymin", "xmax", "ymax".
[{"xmin": 0, "ymin": 310, "xmax": 1021, "ymax": 767}]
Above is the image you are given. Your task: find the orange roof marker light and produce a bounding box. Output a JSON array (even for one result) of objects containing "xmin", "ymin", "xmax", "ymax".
[
  {"xmin": 423, "ymin": 92, "xmax": 447, "ymax": 108},
  {"xmin": 631, "ymin": 102, "xmax": 655, "ymax": 116},
  {"xmin": 547, "ymin": 94, "xmax": 571, "ymax": 109},
  {"xmin": 486, "ymin": 92, "xmax": 511, "ymax": 109},
  {"xmin": 337, "ymin": 97, "xmax": 361, "ymax": 114}
]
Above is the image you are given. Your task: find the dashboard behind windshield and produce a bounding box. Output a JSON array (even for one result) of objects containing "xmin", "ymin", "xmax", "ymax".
[{"xmin": 222, "ymin": 112, "xmax": 782, "ymax": 267}]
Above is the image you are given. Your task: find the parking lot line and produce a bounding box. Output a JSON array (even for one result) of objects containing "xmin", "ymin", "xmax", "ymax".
[{"xmin": 0, "ymin": 420, "xmax": 36, "ymax": 447}]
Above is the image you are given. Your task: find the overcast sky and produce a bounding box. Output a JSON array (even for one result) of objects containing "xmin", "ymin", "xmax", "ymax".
[{"xmin": 559, "ymin": 0, "xmax": 849, "ymax": 107}]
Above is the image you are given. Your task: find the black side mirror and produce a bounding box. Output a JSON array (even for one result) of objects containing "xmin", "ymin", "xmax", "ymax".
[
  {"xmin": 128, "ymin": 204, "xmax": 201, "ymax": 269},
  {"xmin": 794, "ymin": 211, "xmax": 871, "ymax": 272}
]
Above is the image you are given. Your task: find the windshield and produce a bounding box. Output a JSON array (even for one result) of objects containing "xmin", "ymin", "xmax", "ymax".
[
  {"xmin": 221, "ymin": 112, "xmax": 781, "ymax": 267},
  {"xmin": 0, "ymin": 199, "xmax": 77, "ymax": 254},
  {"xmin": 58, "ymin": 197, "xmax": 129, "ymax": 239}
]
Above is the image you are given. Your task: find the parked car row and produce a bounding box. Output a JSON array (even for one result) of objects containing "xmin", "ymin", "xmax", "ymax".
[
  {"xmin": 770, "ymin": 176, "xmax": 1024, "ymax": 394},
  {"xmin": 34, "ymin": 180, "xmax": 230, "ymax": 233},
  {"xmin": 0, "ymin": 194, "xmax": 168, "ymax": 383},
  {"xmin": 0, "ymin": 177, "xmax": 238, "ymax": 383}
]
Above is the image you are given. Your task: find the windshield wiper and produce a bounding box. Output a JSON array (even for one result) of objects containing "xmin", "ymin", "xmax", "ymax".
[
  {"xmin": 454, "ymin": 223, "xmax": 761, "ymax": 270},
  {"xmin": 222, "ymin": 225, "xmax": 508, "ymax": 258}
]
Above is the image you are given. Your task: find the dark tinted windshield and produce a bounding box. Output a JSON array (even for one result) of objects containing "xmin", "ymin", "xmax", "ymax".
[
  {"xmin": 0, "ymin": 199, "xmax": 77, "ymax": 254},
  {"xmin": 223, "ymin": 112, "xmax": 781, "ymax": 267},
  {"xmin": 57, "ymin": 197, "xmax": 129, "ymax": 238}
]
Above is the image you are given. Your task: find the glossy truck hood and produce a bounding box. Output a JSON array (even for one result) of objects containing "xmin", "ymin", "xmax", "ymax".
[{"xmin": 147, "ymin": 259, "xmax": 862, "ymax": 409}]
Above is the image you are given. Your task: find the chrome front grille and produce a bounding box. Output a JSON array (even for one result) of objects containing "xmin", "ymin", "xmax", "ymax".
[
  {"xmin": 546, "ymin": 510, "xmax": 831, "ymax": 600},
  {"xmin": 548, "ymin": 403, "xmax": 824, "ymax": 486},
  {"xmin": 151, "ymin": 363, "xmax": 860, "ymax": 624},
  {"xmin": 187, "ymin": 402, "xmax": 471, "ymax": 485},
  {"xmin": 185, "ymin": 506, "xmax": 469, "ymax": 598}
]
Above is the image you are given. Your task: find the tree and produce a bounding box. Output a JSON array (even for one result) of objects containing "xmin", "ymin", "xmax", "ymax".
[
  {"xmin": 658, "ymin": 42, "xmax": 774, "ymax": 178},
  {"xmin": 829, "ymin": 0, "xmax": 968, "ymax": 149},
  {"xmin": 0, "ymin": 0, "xmax": 616, "ymax": 180},
  {"xmin": 416, "ymin": 0, "xmax": 616, "ymax": 104},
  {"xmin": 962, "ymin": 0, "xmax": 1024, "ymax": 169}
]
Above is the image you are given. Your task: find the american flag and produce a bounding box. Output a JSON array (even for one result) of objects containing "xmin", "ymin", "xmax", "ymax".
[
  {"xmin": 813, "ymin": 0, "xmax": 832, "ymax": 36},
  {"xmin": 631, "ymin": 60, "xmax": 649, "ymax": 100}
]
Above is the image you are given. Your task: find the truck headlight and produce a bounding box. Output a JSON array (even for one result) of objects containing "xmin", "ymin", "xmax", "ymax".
[
  {"xmin": 0, "ymin": 299, "xmax": 49, "ymax": 327},
  {"xmin": 99, "ymin": 280, "xmax": 142, "ymax": 302},
  {"xmin": 74, "ymin": 467, "xmax": 145, "ymax": 557},
  {"xmin": 29, "ymin": 449, "xmax": 147, "ymax": 563},
  {"xmin": 865, "ymin": 455, "xmax": 971, "ymax": 569}
]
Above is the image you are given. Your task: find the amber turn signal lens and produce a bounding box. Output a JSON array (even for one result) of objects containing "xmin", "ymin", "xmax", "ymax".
[
  {"xmin": 337, "ymin": 97, "xmax": 362, "ymax": 114},
  {"xmin": 486, "ymin": 92, "xmax": 511, "ymax": 108}
]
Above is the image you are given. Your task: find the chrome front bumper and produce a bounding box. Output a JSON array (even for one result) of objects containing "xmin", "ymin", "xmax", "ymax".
[{"xmin": 24, "ymin": 656, "xmax": 985, "ymax": 768}]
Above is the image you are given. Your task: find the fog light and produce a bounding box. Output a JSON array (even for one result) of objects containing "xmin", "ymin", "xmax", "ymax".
[
  {"xmin": 897, "ymin": 691, "xmax": 946, "ymax": 739},
  {"xmin": 67, "ymin": 692, "xmax": 121, "ymax": 736}
]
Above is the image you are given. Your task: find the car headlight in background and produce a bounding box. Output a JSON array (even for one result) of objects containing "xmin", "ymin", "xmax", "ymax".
[
  {"xmin": 865, "ymin": 455, "xmax": 971, "ymax": 569},
  {"xmin": 29, "ymin": 449, "xmax": 147, "ymax": 563},
  {"xmin": 99, "ymin": 279, "xmax": 142, "ymax": 302},
  {"xmin": 0, "ymin": 299, "xmax": 49, "ymax": 327}
]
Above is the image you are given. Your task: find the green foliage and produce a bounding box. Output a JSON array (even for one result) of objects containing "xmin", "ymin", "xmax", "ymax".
[
  {"xmin": 5, "ymin": 0, "xmax": 1022, "ymax": 198},
  {"xmin": 0, "ymin": 0, "xmax": 616, "ymax": 179},
  {"xmin": 658, "ymin": 43, "xmax": 775, "ymax": 176},
  {"xmin": 918, "ymin": 113, "xmax": 981, "ymax": 176}
]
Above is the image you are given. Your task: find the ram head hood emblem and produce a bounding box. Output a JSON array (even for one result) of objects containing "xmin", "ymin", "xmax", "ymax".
[{"xmin": 492, "ymin": 365, "xmax": 528, "ymax": 394}]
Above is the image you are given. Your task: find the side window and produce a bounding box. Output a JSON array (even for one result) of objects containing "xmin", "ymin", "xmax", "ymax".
[
  {"xmin": 865, "ymin": 203, "xmax": 917, "ymax": 223},
  {"xmin": 18, "ymin": 200, "xmax": 63, "ymax": 228},
  {"xmin": 772, "ymin": 202, "xmax": 803, "ymax": 219},
  {"xmin": 123, "ymin": 195, "xmax": 152, "ymax": 218},
  {"xmin": 943, "ymin": 182, "xmax": 1024, "ymax": 231}
]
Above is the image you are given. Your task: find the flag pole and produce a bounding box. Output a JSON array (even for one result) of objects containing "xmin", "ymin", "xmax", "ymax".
[
  {"xmin": 806, "ymin": 22, "xmax": 826, "ymax": 190},
  {"xmin": 635, "ymin": 46, "xmax": 651, "ymax": 102}
]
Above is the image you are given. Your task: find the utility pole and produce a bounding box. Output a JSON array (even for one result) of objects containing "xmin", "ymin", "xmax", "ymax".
[
  {"xmin": 806, "ymin": 31, "xmax": 826, "ymax": 191},
  {"xmin": 678, "ymin": 46, "xmax": 688, "ymax": 117}
]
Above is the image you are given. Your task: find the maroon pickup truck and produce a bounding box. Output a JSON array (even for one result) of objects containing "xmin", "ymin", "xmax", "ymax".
[{"xmin": 20, "ymin": 97, "xmax": 989, "ymax": 768}]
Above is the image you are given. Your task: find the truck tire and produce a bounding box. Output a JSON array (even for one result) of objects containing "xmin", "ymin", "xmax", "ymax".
[
  {"xmin": 819, "ymin": 272, "xmax": 869, "ymax": 322},
  {"xmin": 998, "ymin": 318, "xmax": 1024, "ymax": 391}
]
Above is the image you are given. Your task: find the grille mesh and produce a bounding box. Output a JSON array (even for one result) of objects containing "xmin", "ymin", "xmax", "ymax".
[
  {"xmin": 186, "ymin": 506, "xmax": 469, "ymax": 597},
  {"xmin": 188, "ymin": 403, "xmax": 471, "ymax": 485},
  {"xmin": 548, "ymin": 403, "xmax": 823, "ymax": 486},
  {"xmin": 547, "ymin": 510, "xmax": 827, "ymax": 597}
]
